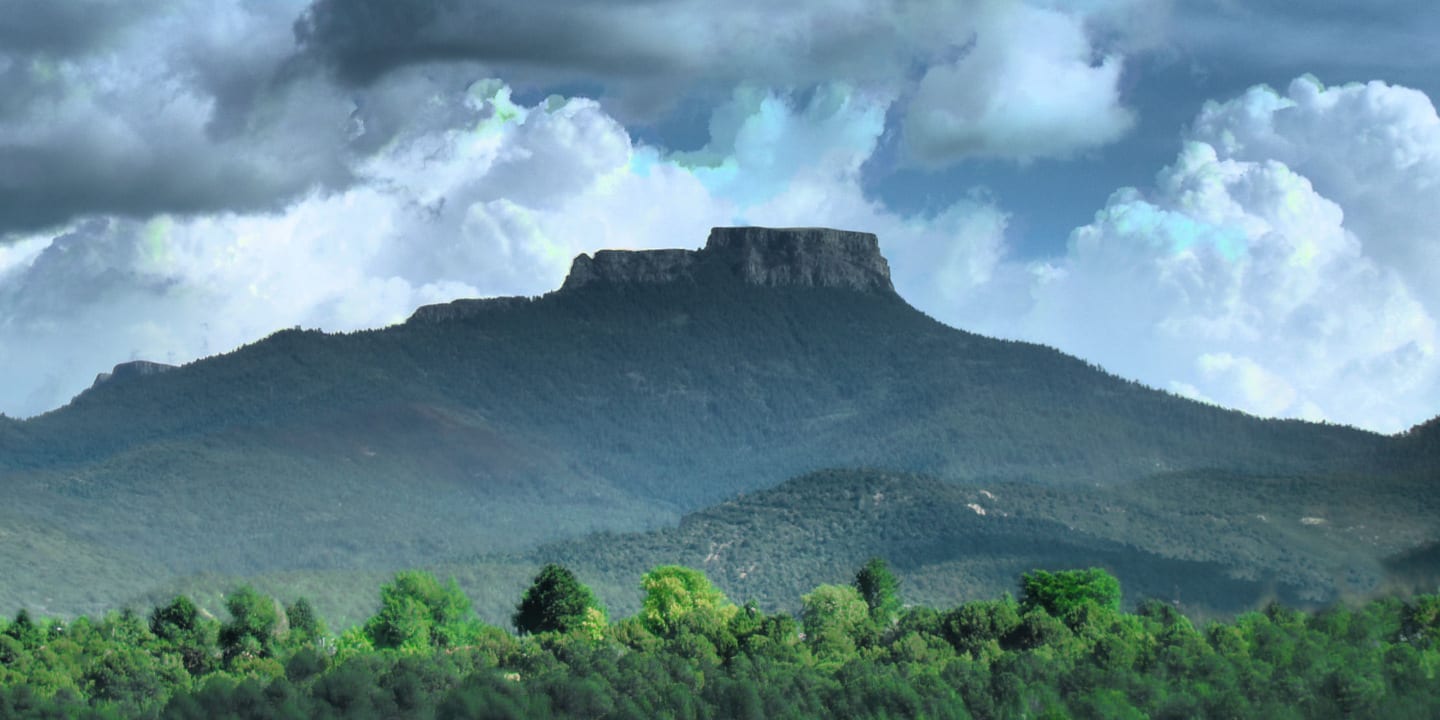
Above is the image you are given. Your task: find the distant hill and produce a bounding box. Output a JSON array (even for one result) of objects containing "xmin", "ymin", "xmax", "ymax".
[
  {"xmin": 135, "ymin": 466, "xmax": 1439, "ymax": 630},
  {"xmin": 519, "ymin": 469, "xmax": 1334, "ymax": 619},
  {"xmin": 0, "ymin": 227, "xmax": 1430, "ymax": 618}
]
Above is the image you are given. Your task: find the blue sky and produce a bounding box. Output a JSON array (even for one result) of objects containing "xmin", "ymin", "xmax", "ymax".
[{"xmin": 1, "ymin": 0, "xmax": 1438, "ymax": 433}]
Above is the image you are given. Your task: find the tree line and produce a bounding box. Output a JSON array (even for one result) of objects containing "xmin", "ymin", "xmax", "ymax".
[{"xmin": 2, "ymin": 561, "xmax": 1439, "ymax": 718}]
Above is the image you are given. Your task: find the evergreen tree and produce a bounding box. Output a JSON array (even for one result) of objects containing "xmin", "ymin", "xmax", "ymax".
[
  {"xmin": 513, "ymin": 563, "xmax": 605, "ymax": 636},
  {"xmin": 150, "ymin": 595, "xmax": 216, "ymax": 676},
  {"xmin": 284, "ymin": 597, "xmax": 327, "ymax": 647},
  {"xmin": 854, "ymin": 557, "xmax": 902, "ymax": 626}
]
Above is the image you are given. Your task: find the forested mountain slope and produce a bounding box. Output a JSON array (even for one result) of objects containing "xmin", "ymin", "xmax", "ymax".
[{"xmin": 0, "ymin": 227, "xmax": 1428, "ymax": 618}]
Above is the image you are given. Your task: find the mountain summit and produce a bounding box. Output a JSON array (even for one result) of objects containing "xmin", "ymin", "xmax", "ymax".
[{"xmin": 560, "ymin": 226, "xmax": 895, "ymax": 294}]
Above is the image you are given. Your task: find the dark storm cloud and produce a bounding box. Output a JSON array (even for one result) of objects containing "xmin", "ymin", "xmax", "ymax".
[
  {"xmin": 294, "ymin": 0, "xmax": 681, "ymax": 84},
  {"xmin": 0, "ymin": 131, "xmax": 349, "ymax": 235},
  {"xmin": 291, "ymin": 0, "xmax": 943, "ymax": 104},
  {"xmin": 0, "ymin": 0, "xmax": 163, "ymax": 121},
  {"xmin": 0, "ymin": 0, "xmax": 160, "ymax": 57},
  {"xmin": 0, "ymin": 1, "xmax": 365, "ymax": 238}
]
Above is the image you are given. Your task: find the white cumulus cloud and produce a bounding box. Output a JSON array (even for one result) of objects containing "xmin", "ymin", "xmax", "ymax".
[
  {"xmin": 902, "ymin": 1, "xmax": 1137, "ymax": 164},
  {"xmin": 929, "ymin": 78, "xmax": 1440, "ymax": 433}
]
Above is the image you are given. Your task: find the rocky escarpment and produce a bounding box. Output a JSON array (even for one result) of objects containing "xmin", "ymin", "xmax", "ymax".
[
  {"xmin": 561, "ymin": 227, "xmax": 894, "ymax": 294},
  {"xmin": 407, "ymin": 296, "xmax": 535, "ymax": 324},
  {"xmin": 407, "ymin": 227, "xmax": 895, "ymax": 323},
  {"xmin": 90, "ymin": 360, "xmax": 176, "ymax": 390}
]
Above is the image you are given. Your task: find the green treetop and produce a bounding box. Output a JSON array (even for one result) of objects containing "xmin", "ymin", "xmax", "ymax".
[
  {"xmin": 218, "ymin": 586, "xmax": 281, "ymax": 662},
  {"xmin": 854, "ymin": 557, "xmax": 902, "ymax": 626},
  {"xmin": 364, "ymin": 570, "xmax": 479, "ymax": 652},
  {"xmin": 513, "ymin": 563, "xmax": 606, "ymax": 636},
  {"xmin": 639, "ymin": 565, "xmax": 735, "ymax": 636},
  {"xmin": 1020, "ymin": 568, "xmax": 1122, "ymax": 617}
]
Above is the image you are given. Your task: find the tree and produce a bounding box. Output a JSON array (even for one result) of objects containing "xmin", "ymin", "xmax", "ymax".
[
  {"xmin": 1020, "ymin": 568, "xmax": 1121, "ymax": 617},
  {"xmin": 150, "ymin": 596, "xmax": 217, "ymax": 676},
  {"xmin": 800, "ymin": 584, "xmax": 870, "ymax": 660},
  {"xmin": 364, "ymin": 570, "xmax": 478, "ymax": 651},
  {"xmin": 639, "ymin": 565, "xmax": 734, "ymax": 636},
  {"xmin": 285, "ymin": 598, "xmax": 327, "ymax": 648},
  {"xmin": 219, "ymin": 586, "xmax": 281, "ymax": 662},
  {"xmin": 513, "ymin": 564, "xmax": 605, "ymax": 636},
  {"xmin": 943, "ymin": 596, "xmax": 1021, "ymax": 658},
  {"xmin": 5, "ymin": 610, "xmax": 41, "ymax": 648},
  {"xmin": 854, "ymin": 557, "xmax": 902, "ymax": 627},
  {"xmin": 150, "ymin": 596, "xmax": 202, "ymax": 642}
]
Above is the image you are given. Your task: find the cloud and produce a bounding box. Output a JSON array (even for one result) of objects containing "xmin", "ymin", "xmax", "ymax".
[
  {"xmin": 0, "ymin": 0, "xmax": 1161, "ymax": 239},
  {"xmin": 1188, "ymin": 76, "xmax": 1440, "ymax": 309},
  {"xmin": 0, "ymin": 0, "xmax": 361, "ymax": 237},
  {"xmin": 1173, "ymin": 0, "xmax": 1440, "ymax": 72},
  {"xmin": 0, "ymin": 80, "xmax": 737, "ymax": 417},
  {"xmin": 927, "ymin": 79, "xmax": 1440, "ymax": 433},
  {"xmin": 295, "ymin": 0, "xmax": 1154, "ymax": 159},
  {"xmin": 902, "ymin": 2, "xmax": 1136, "ymax": 164},
  {"xmin": 0, "ymin": 0, "xmax": 162, "ymax": 57}
]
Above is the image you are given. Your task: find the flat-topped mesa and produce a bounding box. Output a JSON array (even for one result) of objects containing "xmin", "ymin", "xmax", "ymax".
[{"xmin": 560, "ymin": 227, "xmax": 895, "ymax": 294}]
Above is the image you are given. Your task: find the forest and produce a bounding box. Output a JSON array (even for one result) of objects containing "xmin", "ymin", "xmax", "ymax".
[{"xmin": 3, "ymin": 561, "xmax": 1438, "ymax": 719}]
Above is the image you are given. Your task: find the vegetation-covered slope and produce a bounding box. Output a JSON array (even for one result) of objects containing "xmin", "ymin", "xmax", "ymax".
[
  {"xmin": 132, "ymin": 466, "xmax": 1439, "ymax": 632},
  {"xmin": 0, "ymin": 231, "xmax": 1430, "ymax": 619}
]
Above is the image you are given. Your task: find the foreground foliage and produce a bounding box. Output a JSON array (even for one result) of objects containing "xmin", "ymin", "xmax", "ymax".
[{"xmin": 3, "ymin": 564, "xmax": 1439, "ymax": 719}]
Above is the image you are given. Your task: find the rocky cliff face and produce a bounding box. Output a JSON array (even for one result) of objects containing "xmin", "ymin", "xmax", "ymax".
[
  {"xmin": 406, "ymin": 227, "xmax": 895, "ymax": 323},
  {"xmin": 560, "ymin": 227, "xmax": 894, "ymax": 294},
  {"xmin": 407, "ymin": 296, "xmax": 534, "ymax": 324},
  {"xmin": 91, "ymin": 360, "xmax": 176, "ymax": 390}
]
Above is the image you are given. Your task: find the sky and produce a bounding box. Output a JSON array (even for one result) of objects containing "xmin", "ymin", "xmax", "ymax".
[{"xmin": 1, "ymin": 0, "xmax": 1438, "ymax": 434}]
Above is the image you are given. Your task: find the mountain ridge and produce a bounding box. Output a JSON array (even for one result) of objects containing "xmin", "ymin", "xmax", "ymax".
[{"xmin": 0, "ymin": 226, "xmax": 1430, "ymax": 618}]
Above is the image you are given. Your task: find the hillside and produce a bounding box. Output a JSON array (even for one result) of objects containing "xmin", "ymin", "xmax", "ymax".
[
  {"xmin": 134, "ymin": 465, "xmax": 1439, "ymax": 630},
  {"xmin": 0, "ymin": 226, "xmax": 1429, "ymax": 618}
]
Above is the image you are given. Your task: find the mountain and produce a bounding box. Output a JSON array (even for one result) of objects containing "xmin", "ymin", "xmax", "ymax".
[{"xmin": 0, "ymin": 226, "xmax": 1430, "ymax": 619}]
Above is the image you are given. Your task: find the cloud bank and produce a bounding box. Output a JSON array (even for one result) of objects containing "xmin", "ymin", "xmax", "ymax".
[
  {"xmin": 0, "ymin": 0, "xmax": 1156, "ymax": 242},
  {"xmin": 931, "ymin": 78, "xmax": 1440, "ymax": 433}
]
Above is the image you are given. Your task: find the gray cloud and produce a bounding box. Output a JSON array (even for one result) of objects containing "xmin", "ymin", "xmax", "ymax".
[
  {"xmin": 0, "ymin": 0, "xmax": 161, "ymax": 57},
  {"xmin": 293, "ymin": 0, "xmax": 680, "ymax": 85},
  {"xmin": 0, "ymin": 1, "xmax": 363, "ymax": 238},
  {"xmin": 294, "ymin": 0, "xmax": 1160, "ymax": 160},
  {"xmin": 1174, "ymin": 0, "xmax": 1440, "ymax": 74},
  {"xmin": 0, "ymin": 0, "xmax": 1165, "ymax": 239}
]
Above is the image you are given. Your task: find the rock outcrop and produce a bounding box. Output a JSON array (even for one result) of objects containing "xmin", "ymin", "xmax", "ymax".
[
  {"xmin": 406, "ymin": 227, "xmax": 894, "ymax": 325},
  {"xmin": 560, "ymin": 227, "xmax": 894, "ymax": 294},
  {"xmin": 407, "ymin": 296, "xmax": 534, "ymax": 324},
  {"xmin": 91, "ymin": 360, "xmax": 176, "ymax": 390},
  {"xmin": 563, "ymin": 249, "xmax": 699, "ymax": 289}
]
